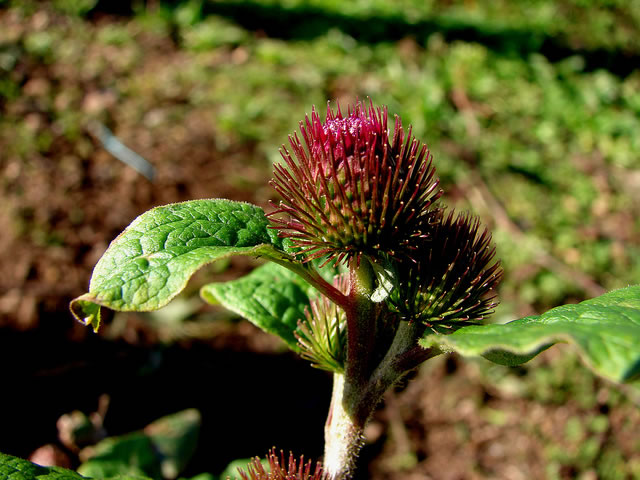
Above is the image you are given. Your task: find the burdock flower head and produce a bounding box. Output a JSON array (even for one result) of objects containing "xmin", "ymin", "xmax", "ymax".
[
  {"xmin": 237, "ymin": 448, "xmax": 324, "ymax": 480},
  {"xmin": 389, "ymin": 210, "xmax": 503, "ymax": 331},
  {"xmin": 270, "ymin": 100, "xmax": 442, "ymax": 265}
]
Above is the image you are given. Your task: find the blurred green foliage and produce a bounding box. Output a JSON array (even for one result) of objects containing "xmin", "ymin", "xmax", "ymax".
[
  {"xmin": 206, "ymin": 0, "xmax": 640, "ymax": 55},
  {"xmin": 2, "ymin": 0, "xmax": 639, "ymax": 314},
  {"xmin": 78, "ymin": 409, "xmax": 200, "ymax": 480},
  {"xmin": 165, "ymin": 1, "xmax": 640, "ymax": 311},
  {"xmin": 476, "ymin": 347, "xmax": 640, "ymax": 479}
]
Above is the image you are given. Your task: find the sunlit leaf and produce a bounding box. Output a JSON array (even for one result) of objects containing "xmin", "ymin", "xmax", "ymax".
[
  {"xmin": 70, "ymin": 199, "xmax": 285, "ymax": 331},
  {"xmin": 421, "ymin": 286, "xmax": 640, "ymax": 384}
]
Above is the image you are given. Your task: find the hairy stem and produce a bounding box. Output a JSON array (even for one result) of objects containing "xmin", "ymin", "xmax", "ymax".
[
  {"xmin": 323, "ymin": 260, "xmax": 443, "ymax": 479},
  {"xmin": 323, "ymin": 373, "xmax": 365, "ymax": 480},
  {"xmin": 323, "ymin": 258, "xmax": 385, "ymax": 479}
]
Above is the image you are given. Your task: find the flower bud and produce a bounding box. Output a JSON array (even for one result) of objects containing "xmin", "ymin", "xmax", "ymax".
[
  {"xmin": 296, "ymin": 275, "xmax": 348, "ymax": 372},
  {"xmin": 237, "ymin": 448, "xmax": 324, "ymax": 480},
  {"xmin": 390, "ymin": 210, "xmax": 502, "ymax": 330},
  {"xmin": 270, "ymin": 100, "xmax": 442, "ymax": 265}
]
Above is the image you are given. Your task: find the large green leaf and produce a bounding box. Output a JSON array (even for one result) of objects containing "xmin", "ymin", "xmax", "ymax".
[
  {"xmin": 201, "ymin": 262, "xmax": 319, "ymax": 350},
  {"xmin": 0, "ymin": 453, "xmax": 88, "ymax": 480},
  {"xmin": 421, "ymin": 285, "xmax": 640, "ymax": 384},
  {"xmin": 0, "ymin": 453, "xmax": 151, "ymax": 480},
  {"xmin": 70, "ymin": 199, "xmax": 286, "ymax": 331}
]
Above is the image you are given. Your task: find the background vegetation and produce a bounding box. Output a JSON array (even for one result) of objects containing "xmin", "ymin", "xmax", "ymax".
[{"xmin": 1, "ymin": 1, "xmax": 639, "ymax": 479}]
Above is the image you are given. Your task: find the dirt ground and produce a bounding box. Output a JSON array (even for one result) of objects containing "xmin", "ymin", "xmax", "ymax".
[{"xmin": 1, "ymin": 5, "xmax": 639, "ymax": 480}]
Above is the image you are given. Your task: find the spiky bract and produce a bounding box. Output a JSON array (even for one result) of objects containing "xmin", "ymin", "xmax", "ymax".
[
  {"xmin": 296, "ymin": 275, "xmax": 348, "ymax": 372},
  {"xmin": 237, "ymin": 448, "xmax": 324, "ymax": 480},
  {"xmin": 270, "ymin": 100, "xmax": 442, "ymax": 265},
  {"xmin": 390, "ymin": 210, "xmax": 502, "ymax": 331}
]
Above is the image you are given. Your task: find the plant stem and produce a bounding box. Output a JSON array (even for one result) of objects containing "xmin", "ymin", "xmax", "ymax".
[
  {"xmin": 322, "ymin": 351, "xmax": 416, "ymax": 480},
  {"xmin": 323, "ymin": 373, "xmax": 365, "ymax": 480},
  {"xmin": 373, "ymin": 321, "xmax": 442, "ymax": 378},
  {"xmin": 323, "ymin": 259, "xmax": 444, "ymax": 479},
  {"xmin": 344, "ymin": 257, "xmax": 377, "ymax": 387},
  {"xmin": 323, "ymin": 258, "xmax": 380, "ymax": 480}
]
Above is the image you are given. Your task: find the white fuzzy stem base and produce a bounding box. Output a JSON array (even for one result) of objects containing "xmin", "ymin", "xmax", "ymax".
[{"xmin": 323, "ymin": 373, "xmax": 365, "ymax": 480}]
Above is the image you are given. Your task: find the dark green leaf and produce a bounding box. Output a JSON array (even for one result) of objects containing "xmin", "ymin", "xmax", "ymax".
[
  {"xmin": 0, "ymin": 453, "xmax": 121, "ymax": 480},
  {"xmin": 201, "ymin": 262, "xmax": 318, "ymax": 350},
  {"xmin": 0, "ymin": 453, "xmax": 83, "ymax": 480}
]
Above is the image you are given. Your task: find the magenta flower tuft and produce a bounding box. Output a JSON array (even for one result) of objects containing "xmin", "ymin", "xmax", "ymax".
[
  {"xmin": 269, "ymin": 100, "xmax": 442, "ymax": 265},
  {"xmin": 237, "ymin": 448, "xmax": 324, "ymax": 480},
  {"xmin": 390, "ymin": 210, "xmax": 503, "ymax": 330}
]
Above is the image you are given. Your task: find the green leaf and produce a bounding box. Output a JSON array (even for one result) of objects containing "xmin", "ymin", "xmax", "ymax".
[
  {"xmin": 179, "ymin": 474, "xmax": 216, "ymax": 480},
  {"xmin": 78, "ymin": 409, "xmax": 201, "ymax": 480},
  {"xmin": 70, "ymin": 199, "xmax": 286, "ymax": 331},
  {"xmin": 0, "ymin": 453, "xmax": 89, "ymax": 480},
  {"xmin": 201, "ymin": 262, "xmax": 318, "ymax": 350},
  {"xmin": 143, "ymin": 409, "xmax": 200, "ymax": 479},
  {"xmin": 420, "ymin": 285, "xmax": 640, "ymax": 384},
  {"xmin": 77, "ymin": 432, "xmax": 160, "ymax": 480},
  {"xmin": 0, "ymin": 453, "xmax": 149, "ymax": 480}
]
